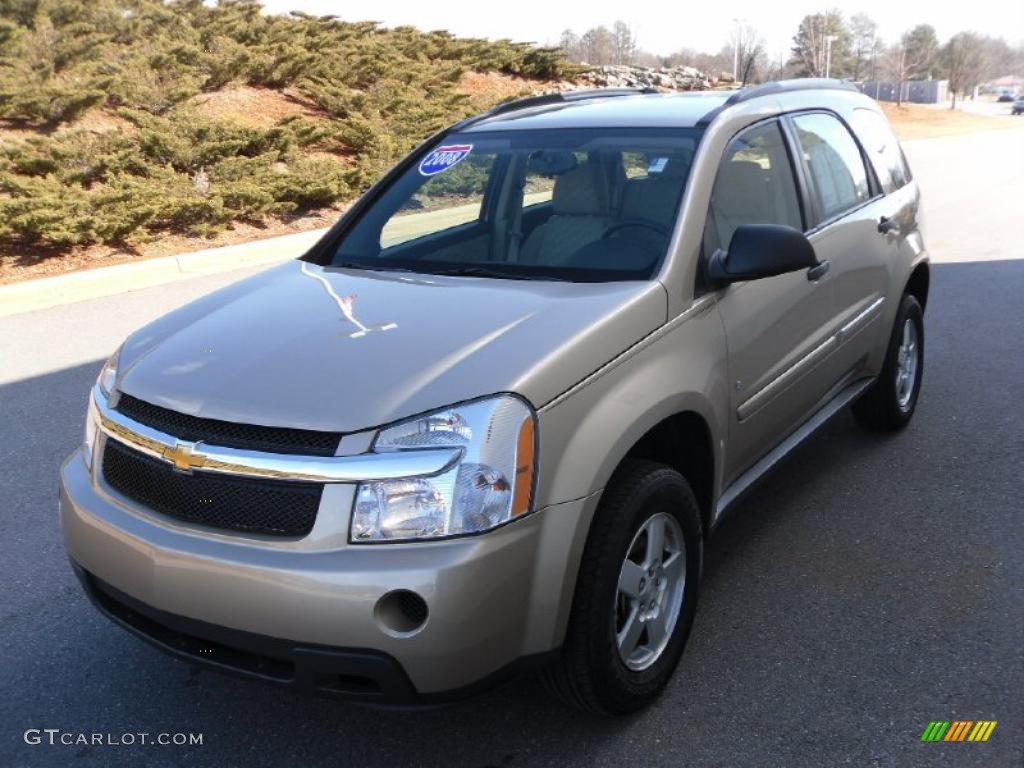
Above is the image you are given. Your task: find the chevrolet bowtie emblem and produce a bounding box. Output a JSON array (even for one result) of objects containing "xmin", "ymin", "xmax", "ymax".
[{"xmin": 161, "ymin": 441, "xmax": 205, "ymax": 472}]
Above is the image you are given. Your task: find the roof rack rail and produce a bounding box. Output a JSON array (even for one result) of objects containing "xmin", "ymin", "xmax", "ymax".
[
  {"xmin": 723, "ymin": 78, "xmax": 859, "ymax": 106},
  {"xmin": 452, "ymin": 87, "xmax": 659, "ymax": 129}
]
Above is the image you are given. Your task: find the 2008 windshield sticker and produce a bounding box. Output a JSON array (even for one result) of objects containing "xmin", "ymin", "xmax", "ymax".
[{"xmin": 419, "ymin": 144, "xmax": 473, "ymax": 176}]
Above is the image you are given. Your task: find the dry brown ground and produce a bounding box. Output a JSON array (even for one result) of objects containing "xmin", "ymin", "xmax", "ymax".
[
  {"xmin": 1, "ymin": 84, "xmax": 1018, "ymax": 285},
  {"xmin": 186, "ymin": 85, "xmax": 326, "ymax": 127},
  {"xmin": 881, "ymin": 101, "xmax": 1020, "ymax": 140}
]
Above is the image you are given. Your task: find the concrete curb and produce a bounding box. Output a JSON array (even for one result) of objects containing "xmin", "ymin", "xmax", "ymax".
[{"xmin": 0, "ymin": 227, "xmax": 329, "ymax": 318}]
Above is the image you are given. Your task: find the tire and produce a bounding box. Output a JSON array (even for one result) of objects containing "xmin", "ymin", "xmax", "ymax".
[
  {"xmin": 544, "ymin": 459, "xmax": 703, "ymax": 715},
  {"xmin": 852, "ymin": 293, "xmax": 924, "ymax": 431}
]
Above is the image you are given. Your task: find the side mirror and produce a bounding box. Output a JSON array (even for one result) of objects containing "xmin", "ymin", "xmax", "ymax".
[{"xmin": 706, "ymin": 224, "xmax": 822, "ymax": 285}]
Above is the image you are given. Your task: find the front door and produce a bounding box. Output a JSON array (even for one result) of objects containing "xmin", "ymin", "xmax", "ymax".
[{"xmin": 707, "ymin": 119, "xmax": 839, "ymax": 485}]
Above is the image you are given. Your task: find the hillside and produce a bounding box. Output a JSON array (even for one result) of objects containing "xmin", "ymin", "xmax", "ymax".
[
  {"xmin": 4, "ymin": 3, "xmax": 1005, "ymax": 285},
  {"xmin": 0, "ymin": 0, "xmax": 580, "ymax": 279}
]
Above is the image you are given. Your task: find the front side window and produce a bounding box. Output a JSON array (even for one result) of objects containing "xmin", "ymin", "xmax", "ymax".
[
  {"xmin": 792, "ymin": 113, "xmax": 871, "ymax": 220},
  {"xmin": 708, "ymin": 120, "xmax": 803, "ymax": 250},
  {"xmin": 330, "ymin": 128, "xmax": 702, "ymax": 282}
]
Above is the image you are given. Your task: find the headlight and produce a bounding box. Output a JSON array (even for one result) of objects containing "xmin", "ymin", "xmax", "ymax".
[
  {"xmin": 83, "ymin": 396, "xmax": 100, "ymax": 470},
  {"xmin": 351, "ymin": 395, "xmax": 536, "ymax": 542},
  {"xmin": 85, "ymin": 347, "xmax": 120, "ymax": 470},
  {"xmin": 97, "ymin": 347, "xmax": 120, "ymax": 398}
]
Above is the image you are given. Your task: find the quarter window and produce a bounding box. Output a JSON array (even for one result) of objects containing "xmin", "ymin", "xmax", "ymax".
[
  {"xmin": 792, "ymin": 113, "xmax": 871, "ymax": 220},
  {"xmin": 709, "ymin": 121, "xmax": 803, "ymax": 250},
  {"xmin": 849, "ymin": 108, "xmax": 911, "ymax": 192}
]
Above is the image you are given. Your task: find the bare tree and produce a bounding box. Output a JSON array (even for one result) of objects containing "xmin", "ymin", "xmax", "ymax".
[
  {"xmin": 980, "ymin": 36, "xmax": 1015, "ymax": 80},
  {"xmin": 763, "ymin": 50, "xmax": 790, "ymax": 81},
  {"xmin": 693, "ymin": 50, "xmax": 734, "ymax": 78},
  {"xmin": 942, "ymin": 32, "xmax": 988, "ymax": 109},
  {"xmin": 579, "ymin": 25, "xmax": 615, "ymax": 65},
  {"xmin": 849, "ymin": 13, "xmax": 880, "ymax": 82},
  {"xmin": 611, "ymin": 21, "xmax": 637, "ymax": 66},
  {"xmin": 881, "ymin": 43, "xmax": 909, "ymax": 105},
  {"xmin": 559, "ymin": 29, "xmax": 580, "ymax": 62},
  {"xmin": 728, "ymin": 20, "xmax": 763, "ymax": 81},
  {"xmin": 665, "ymin": 47, "xmax": 698, "ymax": 68},
  {"xmin": 880, "ymin": 26, "xmax": 941, "ymax": 106}
]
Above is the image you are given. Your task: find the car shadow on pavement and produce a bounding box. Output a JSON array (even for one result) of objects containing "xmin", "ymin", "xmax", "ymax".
[{"xmin": 2, "ymin": 258, "xmax": 1022, "ymax": 768}]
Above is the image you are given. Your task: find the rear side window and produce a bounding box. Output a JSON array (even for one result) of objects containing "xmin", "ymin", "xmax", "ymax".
[
  {"xmin": 849, "ymin": 108, "xmax": 911, "ymax": 192},
  {"xmin": 792, "ymin": 113, "xmax": 871, "ymax": 221},
  {"xmin": 709, "ymin": 120, "xmax": 803, "ymax": 250}
]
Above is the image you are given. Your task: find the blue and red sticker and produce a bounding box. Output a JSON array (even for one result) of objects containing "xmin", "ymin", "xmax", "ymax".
[{"xmin": 419, "ymin": 144, "xmax": 473, "ymax": 176}]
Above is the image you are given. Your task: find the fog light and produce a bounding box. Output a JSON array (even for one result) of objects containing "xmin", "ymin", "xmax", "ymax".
[{"xmin": 375, "ymin": 590, "xmax": 429, "ymax": 636}]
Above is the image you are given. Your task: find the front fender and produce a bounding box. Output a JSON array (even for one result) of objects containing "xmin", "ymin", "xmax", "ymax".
[
  {"xmin": 534, "ymin": 297, "xmax": 729, "ymax": 509},
  {"xmin": 527, "ymin": 297, "xmax": 728, "ymax": 649}
]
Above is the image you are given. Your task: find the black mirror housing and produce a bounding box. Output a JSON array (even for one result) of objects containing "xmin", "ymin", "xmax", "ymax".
[{"xmin": 706, "ymin": 224, "xmax": 818, "ymax": 284}]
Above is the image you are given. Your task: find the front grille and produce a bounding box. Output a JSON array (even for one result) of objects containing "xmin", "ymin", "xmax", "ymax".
[
  {"xmin": 102, "ymin": 439, "xmax": 321, "ymax": 536},
  {"xmin": 115, "ymin": 394, "xmax": 341, "ymax": 456}
]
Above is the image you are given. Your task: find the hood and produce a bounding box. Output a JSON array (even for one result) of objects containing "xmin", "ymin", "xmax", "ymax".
[{"xmin": 116, "ymin": 261, "xmax": 667, "ymax": 434}]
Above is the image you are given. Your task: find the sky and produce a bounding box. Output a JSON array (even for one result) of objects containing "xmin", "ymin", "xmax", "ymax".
[{"xmin": 262, "ymin": 0, "xmax": 1023, "ymax": 61}]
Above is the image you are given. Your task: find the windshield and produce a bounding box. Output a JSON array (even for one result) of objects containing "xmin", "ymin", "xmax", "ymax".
[{"xmin": 328, "ymin": 127, "xmax": 702, "ymax": 282}]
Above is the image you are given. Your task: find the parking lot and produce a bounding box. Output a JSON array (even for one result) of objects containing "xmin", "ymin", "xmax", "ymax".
[{"xmin": 1, "ymin": 127, "xmax": 1022, "ymax": 767}]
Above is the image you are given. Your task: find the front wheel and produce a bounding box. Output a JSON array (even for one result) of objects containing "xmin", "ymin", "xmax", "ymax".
[
  {"xmin": 545, "ymin": 460, "xmax": 703, "ymax": 715},
  {"xmin": 853, "ymin": 293, "xmax": 925, "ymax": 431}
]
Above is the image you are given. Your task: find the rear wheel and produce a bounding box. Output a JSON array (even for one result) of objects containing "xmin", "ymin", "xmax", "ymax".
[
  {"xmin": 853, "ymin": 293, "xmax": 924, "ymax": 431},
  {"xmin": 545, "ymin": 460, "xmax": 702, "ymax": 715}
]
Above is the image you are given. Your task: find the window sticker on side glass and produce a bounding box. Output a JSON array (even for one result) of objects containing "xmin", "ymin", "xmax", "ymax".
[{"xmin": 418, "ymin": 144, "xmax": 474, "ymax": 176}]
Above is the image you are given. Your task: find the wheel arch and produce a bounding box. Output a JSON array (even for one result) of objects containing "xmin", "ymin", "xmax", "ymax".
[
  {"xmin": 618, "ymin": 411, "xmax": 716, "ymax": 536},
  {"xmin": 904, "ymin": 260, "xmax": 930, "ymax": 312}
]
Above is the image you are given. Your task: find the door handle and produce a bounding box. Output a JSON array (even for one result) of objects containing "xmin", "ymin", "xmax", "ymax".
[
  {"xmin": 806, "ymin": 260, "xmax": 830, "ymax": 281},
  {"xmin": 878, "ymin": 216, "xmax": 899, "ymax": 235}
]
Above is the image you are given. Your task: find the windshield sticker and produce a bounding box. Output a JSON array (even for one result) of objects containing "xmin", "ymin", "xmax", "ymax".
[
  {"xmin": 648, "ymin": 157, "xmax": 669, "ymax": 174},
  {"xmin": 419, "ymin": 144, "xmax": 473, "ymax": 176}
]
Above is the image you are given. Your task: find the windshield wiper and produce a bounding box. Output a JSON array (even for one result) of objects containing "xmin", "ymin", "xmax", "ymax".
[
  {"xmin": 329, "ymin": 259, "xmax": 414, "ymax": 274},
  {"xmin": 422, "ymin": 265, "xmax": 569, "ymax": 281}
]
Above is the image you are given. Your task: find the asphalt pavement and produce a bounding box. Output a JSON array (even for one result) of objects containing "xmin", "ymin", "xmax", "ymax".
[{"xmin": 1, "ymin": 128, "xmax": 1022, "ymax": 768}]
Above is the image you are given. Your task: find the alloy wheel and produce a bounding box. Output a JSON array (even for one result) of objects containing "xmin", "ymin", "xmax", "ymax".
[{"xmin": 615, "ymin": 512, "xmax": 686, "ymax": 671}]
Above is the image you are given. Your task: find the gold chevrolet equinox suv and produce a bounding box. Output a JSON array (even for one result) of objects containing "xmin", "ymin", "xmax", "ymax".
[{"xmin": 61, "ymin": 80, "xmax": 929, "ymax": 714}]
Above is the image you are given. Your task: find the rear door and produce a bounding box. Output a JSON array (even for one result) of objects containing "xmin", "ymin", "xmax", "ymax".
[
  {"xmin": 708, "ymin": 119, "xmax": 838, "ymax": 484},
  {"xmin": 785, "ymin": 111, "xmax": 893, "ymax": 380}
]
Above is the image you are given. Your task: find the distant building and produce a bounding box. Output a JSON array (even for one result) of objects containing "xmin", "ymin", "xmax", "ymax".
[
  {"xmin": 981, "ymin": 75, "xmax": 1023, "ymax": 94},
  {"xmin": 858, "ymin": 80, "xmax": 949, "ymax": 104}
]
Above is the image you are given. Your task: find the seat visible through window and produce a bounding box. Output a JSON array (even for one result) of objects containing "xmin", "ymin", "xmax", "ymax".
[
  {"xmin": 519, "ymin": 163, "xmax": 610, "ymax": 266},
  {"xmin": 709, "ymin": 121, "xmax": 802, "ymax": 250},
  {"xmin": 618, "ymin": 157, "xmax": 690, "ymax": 227}
]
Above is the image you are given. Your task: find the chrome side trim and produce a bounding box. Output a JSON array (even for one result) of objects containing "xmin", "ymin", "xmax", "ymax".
[
  {"xmin": 93, "ymin": 387, "xmax": 462, "ymax": 483},
  {"xmin": 836, "ymin": 295, "xmax": 885, "ymax": 343},
  {"xmin": 737, "ymin": 296, "xmax": 885, "ymax": 422},
  {"xmin": 715, "ymin": 377, "xmax": 874, "ymax": 524},
  {"xmin": 737, "ymin": 335, "xmax": 838, "ymax": 422}
]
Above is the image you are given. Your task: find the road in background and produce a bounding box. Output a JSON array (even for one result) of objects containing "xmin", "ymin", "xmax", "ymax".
[
  {"xmin": 941, "ymin": 94, "xmax": 1022, "ymax": 117},
  {"xmin": 1, "ymin": 128, "xmax": 1022, "ymax": 767}
]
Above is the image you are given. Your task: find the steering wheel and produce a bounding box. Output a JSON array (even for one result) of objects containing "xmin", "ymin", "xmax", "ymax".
[{"xmin": 602, "ymin": 219, "xmax": 670, "ymax": 239}]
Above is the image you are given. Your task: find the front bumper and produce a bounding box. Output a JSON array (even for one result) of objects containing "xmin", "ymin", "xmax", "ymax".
[{"xmin": 60, "ymin": 447, "xmax": 597, "ymax": 701}]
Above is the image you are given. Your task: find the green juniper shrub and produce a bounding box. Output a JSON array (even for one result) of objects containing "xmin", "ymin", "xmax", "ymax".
[{"xmin": 0, "ymin": 0, "xmax": 574, "ymax": 252}]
